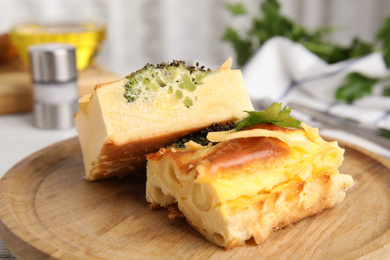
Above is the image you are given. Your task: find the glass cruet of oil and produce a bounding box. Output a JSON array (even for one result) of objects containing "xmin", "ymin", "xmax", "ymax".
[{"xmin": 10, "ymin": 16, "xmax": 106, "ymax": 71}]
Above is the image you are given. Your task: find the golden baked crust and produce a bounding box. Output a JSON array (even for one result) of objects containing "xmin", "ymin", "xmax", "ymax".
[
  {"xmin": 87, "ymin": 124, "xmax": 211, "ymax": 180},
  {"xmin": 146, "ymin": 123, "xmax": 354, "ymax": 249}
]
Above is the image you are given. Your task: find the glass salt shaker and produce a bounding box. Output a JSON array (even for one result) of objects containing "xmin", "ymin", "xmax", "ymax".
[{"xmin": 28, "ymin": 44, "xmax": 79, "ymax": 129}]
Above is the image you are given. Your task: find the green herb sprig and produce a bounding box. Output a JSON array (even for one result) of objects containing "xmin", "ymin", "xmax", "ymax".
[{"xmin": 235, "ymin": 103, "xmax": 301, "ymax": 131}]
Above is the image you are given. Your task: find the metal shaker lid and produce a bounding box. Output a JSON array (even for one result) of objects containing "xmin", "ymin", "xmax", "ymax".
[{"xmin": 28, "ymin": 43, "xmax": 77, "ymax": 82}]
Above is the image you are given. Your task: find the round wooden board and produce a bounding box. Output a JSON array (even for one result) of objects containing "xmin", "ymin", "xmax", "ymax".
[{"xmin": 0, "ymin": 137, "xmax": 390, "ymax": 259}]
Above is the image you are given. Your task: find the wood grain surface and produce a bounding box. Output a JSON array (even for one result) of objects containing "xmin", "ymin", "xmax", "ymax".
[
  {"xmin": 0, "ymin": 59, "xmax": 120, "ymax": 115},
  {"xmin": 0, "ymin": 137, "xmax": 389, "ymax": 259}
]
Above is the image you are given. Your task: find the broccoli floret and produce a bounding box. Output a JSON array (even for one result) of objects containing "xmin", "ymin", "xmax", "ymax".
[{"xmin": 123, "ymin": 60, "xmax": 212, "ymax": 107}]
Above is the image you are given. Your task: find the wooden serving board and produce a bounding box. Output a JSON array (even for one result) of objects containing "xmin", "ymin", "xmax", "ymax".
[
  {"xmin": 0, "ymin": 138, "xmax": 389, "ymax": 259},
  {"xmin": 0, "ymin": 59, "xmax": 120, "ymax": 114}
]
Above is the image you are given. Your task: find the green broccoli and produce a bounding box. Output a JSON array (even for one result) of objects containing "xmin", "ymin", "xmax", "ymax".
[{"xmin": 123, "ymin": 60, "xmax": 211, "ymax": 108}]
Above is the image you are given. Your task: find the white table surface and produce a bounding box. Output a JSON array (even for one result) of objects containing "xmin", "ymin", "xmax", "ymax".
[
  {"xmin": 0, "ymin": 113, "xmax": 78, "ymax": 176},
  {"xmin": 0, "ymin": 112, "xmax": 389, "ymax": 258}
]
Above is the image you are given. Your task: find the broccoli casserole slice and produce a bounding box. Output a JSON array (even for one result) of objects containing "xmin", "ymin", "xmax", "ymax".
[
  {"xmin": 74, "ymin": 58, "xmax": 253, "ymax": 180},
  {"xmin": 146, "ymin": 122, "xmax": 354, "ymax": 249}
]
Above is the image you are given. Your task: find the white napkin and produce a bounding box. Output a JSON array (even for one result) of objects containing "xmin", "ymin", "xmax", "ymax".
[{"xmin": 242, "ymin": 36, "xmax": 390, "ymax": 131}]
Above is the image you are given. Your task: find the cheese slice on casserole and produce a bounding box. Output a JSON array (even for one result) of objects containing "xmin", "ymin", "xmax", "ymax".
[
  {"xmin": 146, "ymin": 122, "xmax": 354, "ymax": 249},
  {"xmin": 74, "ymin": 58, "xmax": 253, "ymax": 180}
]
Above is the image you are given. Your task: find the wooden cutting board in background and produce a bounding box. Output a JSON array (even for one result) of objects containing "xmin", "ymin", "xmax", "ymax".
[
  {"xmin": 0, "ymin": 59, "xmax": 120, "ymax": 114},
  {"xmin": 0, "ymin": 137, "xmax": 389, "ymax": 259}
]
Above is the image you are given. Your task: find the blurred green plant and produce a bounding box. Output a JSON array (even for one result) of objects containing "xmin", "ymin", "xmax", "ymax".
[
  {"xmin": 223, "ymin": 0, "xmax": 390, "ymax": 103},
  {"xmin": 335, "ymin": 16, "xmax": 390, "ymax": 103},
  {"xmin": 335, "ymin": 73, "xmax": 379, "ymax": 103},
  {"xmin": 223, "ymin": 0, "xmax": 375, "ymax": 67},
  {"xmin": 384, "ymin": 86, "xmax": 390, "ymax": 97}
]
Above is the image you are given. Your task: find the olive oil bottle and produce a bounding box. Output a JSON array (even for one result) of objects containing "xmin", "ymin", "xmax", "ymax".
[{"xmin": 10, "ymin": 19, "xmax": 106, "ymax": 70}]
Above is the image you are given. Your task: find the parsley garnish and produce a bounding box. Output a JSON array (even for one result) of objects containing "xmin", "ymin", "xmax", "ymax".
[{"xmin": 235, "ymin": 103, "xmax": 302, "ymax": 131}]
